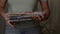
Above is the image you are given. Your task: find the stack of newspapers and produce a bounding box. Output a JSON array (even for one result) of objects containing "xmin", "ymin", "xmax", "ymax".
[{"xmin": 9, "ymin": 12, "xmax": 44, "ymax": 22}]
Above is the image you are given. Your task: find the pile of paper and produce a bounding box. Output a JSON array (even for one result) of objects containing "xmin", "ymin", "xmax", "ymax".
[{"xmin": 9, "ymin": 12, "xmax": 44, "ymax": 22}]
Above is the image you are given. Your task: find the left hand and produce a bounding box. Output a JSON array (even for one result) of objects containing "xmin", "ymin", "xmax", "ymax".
[
  {"xmin": 24, "ymin": 12, "xmax": 44, "ymax": 21},
  {"xmin": 41, "ymin": 10, "xmax": 50, "ymax": 21},
  {"xmin": 32, "ymin": 10, "xmax": 50, "ymax": 21},
  {"xmin": 24, "ymin": 10, "xmax": 50, "ymax": 21}
]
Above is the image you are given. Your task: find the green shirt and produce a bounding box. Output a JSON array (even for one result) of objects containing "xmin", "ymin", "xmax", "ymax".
[
  {"xmin": 8, "ymin": 0, "xmax": 47, "ymax": 14},
  {"xmin": 8, "ymin": 0, "xmax": 37, "ymax": 14}
]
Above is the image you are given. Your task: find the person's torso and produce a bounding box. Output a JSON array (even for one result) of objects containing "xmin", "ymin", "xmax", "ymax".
[
  {"xmin": 8, "ymin": 0, "xmax": 37, "ymax": 14},
  {"xmin": 5, "ymin": 0, "xmax": 41, "ymax": 28}
]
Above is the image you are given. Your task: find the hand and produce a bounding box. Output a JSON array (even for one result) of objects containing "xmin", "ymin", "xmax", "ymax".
[
  {"xmin": 2, "ymin": 13, "xmax": 15, "ymax": 28},
  {"xmin": 32, "ymin": 12, "xmax": 44, "ymax": 21},
  {"xmin": 32, "ymin": 16, "xmax": 42, "ymax": 21},
  {"xmin": 32, "ymin": 10, "xmax": 50, "ymax": 21},
  {"xmin": 41, "ymin": 10, "xmax": 50, "ymax": 21}
]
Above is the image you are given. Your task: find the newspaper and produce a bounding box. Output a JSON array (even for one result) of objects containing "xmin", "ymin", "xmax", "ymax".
[{"xmin": 9, "ymin": 12, "xmax": 44, "ymax": 22}]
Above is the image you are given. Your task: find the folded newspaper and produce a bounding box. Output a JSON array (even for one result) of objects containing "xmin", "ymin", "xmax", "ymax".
[{"xmin": 9, "ymin": 12, "xmax": 45, "ymax": 22}]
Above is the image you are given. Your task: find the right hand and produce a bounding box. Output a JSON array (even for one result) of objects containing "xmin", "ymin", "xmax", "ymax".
[{"xmin": 2, "ymin": 13, "xmax": 15, "ymax": 28}]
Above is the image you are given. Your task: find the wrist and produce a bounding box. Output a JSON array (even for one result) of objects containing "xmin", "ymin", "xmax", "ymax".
[
  {"xmin": 1, "ymin": 13, "xmax": 8, "ymax": 20},
  {"xmin": 43, "ymin": 9, "xmax": 50, "ymax": 14}
]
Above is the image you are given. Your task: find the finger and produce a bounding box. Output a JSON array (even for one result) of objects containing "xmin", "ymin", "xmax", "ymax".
[
  {"xmin": 32, "ymin": 16, "xmax": 41, "ymax": 21},
  {"xmin": 36, "ymin": 16, "xmax": 41, "ymax": 20},
  {"xmin": 32, "ymin": 16, "xmax": 36, "ymax": 20},
  {"xmin": 8, "ymin": 22, "xmax": 15, "ymax": 28},
  {"xmin": 39, "ymin": 11, "xmax": 45, "ymax": 19}
]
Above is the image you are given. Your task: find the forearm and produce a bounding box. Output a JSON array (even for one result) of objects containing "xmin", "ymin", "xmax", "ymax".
[
  {"xmin": 40, "ymin": 0, "xmax": 50, "ymax": 12},
  {"xmin": 0, "ymin": 0, "xmax": 7, "ymax": 17},
  {"xmin": 0, "ymin": 7, "xmax": 4, "ymax": 16},
  {"xmin": 39, "ymin": 0, "xmax": 50, "ymax": 20},
  {"xmin": 0, "ymin": 7, "xmax": 7, "ymax": 19}
]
